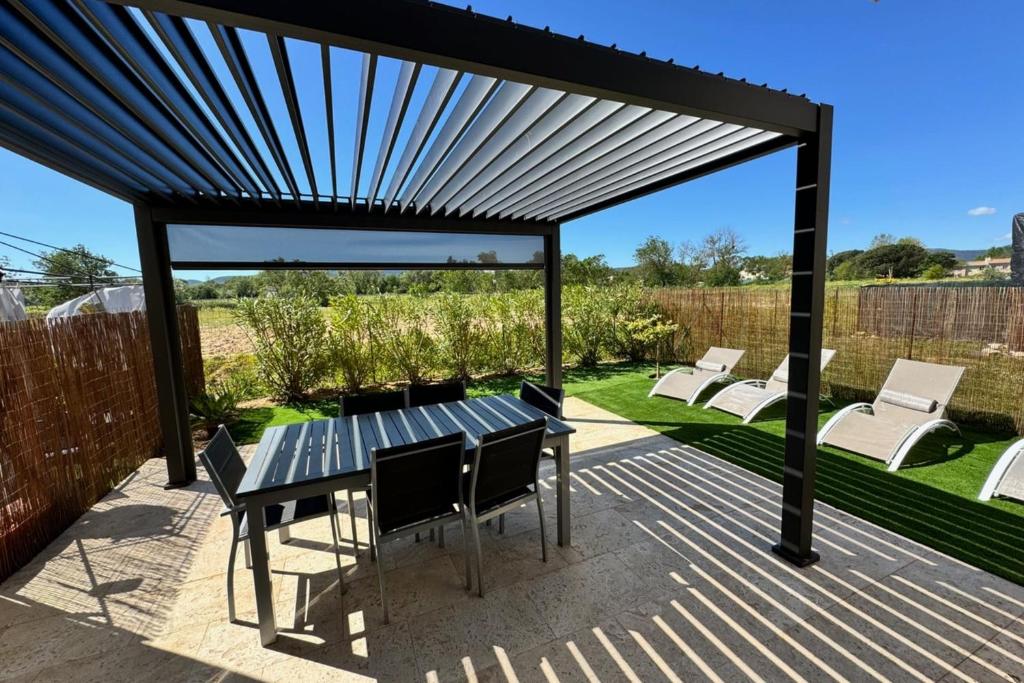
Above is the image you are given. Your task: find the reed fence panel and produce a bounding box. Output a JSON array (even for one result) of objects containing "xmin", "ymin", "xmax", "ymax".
[
  {"xmin": 0, "ymin": 306, "xmax": 203, "ymax": 582},
  {"xmin": 653, "ymin": 286, "xmax": 1024, "ymax": 433}
]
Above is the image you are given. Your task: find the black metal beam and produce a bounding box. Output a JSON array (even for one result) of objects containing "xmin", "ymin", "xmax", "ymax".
[
  {"xmin": 544, "ymin": 226, "xmax": 562, "ymax": 388},
  {"xmin": 773, "ymin": 104, "xmax": 833, "ymax": 567},
  {"xmin": 149, "ymin": 200, "xmax": 556, "ymax": 235},
  {"xmin": 135, "ymin": 205, "xmax": 196, "ymax": 488},
  {"xmin": 115, "ymin": 0, "xmax": 818, "ymax": 136},
  {"xmin": 322, "ymin": 44, "xmax": 336, "ymax": 208},
  {"xmin": 558, "ymin": 134, "xmax": 799, "ymax": 223},
  {"xmin": 351, "ymin": 52, "xmax": 376, "ymax": 205}
]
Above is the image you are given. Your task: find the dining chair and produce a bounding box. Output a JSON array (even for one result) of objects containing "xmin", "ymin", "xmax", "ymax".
[
  {"xmin": 368, "ymin": 431, "xmax": 468, "ymax": 623},
  {"xmin": 463, "ymin": 417, "xmax": 548, "ymax": 597},
  {"xmin": 198, "ymin": 425, "xmax": 345, "ymax": 623},
  {"xmin": 519, "ymin": 380, "xmax": 565, "ymax": 419},
  {"xmin": 408, "ymin": 380, "xmax": 467, "ymax": 407},
  {"xmin": 338, "ymin": 388, "xmax": 410, "ymax": 555}
]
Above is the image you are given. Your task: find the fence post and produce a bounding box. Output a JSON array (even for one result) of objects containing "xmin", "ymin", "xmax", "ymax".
[{"xmin": 907, "ymin": 288, "xmax": 918, "ymax": 360}]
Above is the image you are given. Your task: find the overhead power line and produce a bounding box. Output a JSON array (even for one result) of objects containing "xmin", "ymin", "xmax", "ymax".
[
  {"xmin": 0, "ymin": 238, "xmax": 132, "ymax": 284},
  {"xmin": 0, "ymin": 230, "xmax": 142, "ymax": 273}
]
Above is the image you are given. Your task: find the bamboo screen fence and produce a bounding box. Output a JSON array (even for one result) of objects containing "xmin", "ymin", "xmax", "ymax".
[
  {"xmin": 0, "ymin": 307, "xmax": 203, "ymax": 583},
  {"xmin": 653, "ymin": 285, "xmax": 1024, "ymax": 433}
]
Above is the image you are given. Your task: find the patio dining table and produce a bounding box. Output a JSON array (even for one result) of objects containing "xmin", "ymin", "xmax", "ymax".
[{"xmin": 235, "ymin": 393, "xmax": 575, "ymax": 645}]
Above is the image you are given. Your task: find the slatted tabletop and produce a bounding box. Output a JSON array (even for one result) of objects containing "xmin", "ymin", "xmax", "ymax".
[{"xmin": 237, "ymin": 394, "xmax": 575, "ymax": 498}]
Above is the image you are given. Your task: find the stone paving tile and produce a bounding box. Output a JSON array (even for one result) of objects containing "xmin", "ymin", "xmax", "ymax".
[{"xmin": 1, "ymin": 396, "xmax": 1022, "ymax": 683}]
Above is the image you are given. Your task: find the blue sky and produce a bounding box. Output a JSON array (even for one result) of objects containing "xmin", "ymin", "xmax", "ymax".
[{"xmin": 1, "ymin": 0, "xmax": 1021, "ymax": 279}]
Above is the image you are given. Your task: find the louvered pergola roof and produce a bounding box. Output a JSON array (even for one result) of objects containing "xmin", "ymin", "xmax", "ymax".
[{"xmin": 0, "ymin": 0, "xmax": 820, "ymax": 224}]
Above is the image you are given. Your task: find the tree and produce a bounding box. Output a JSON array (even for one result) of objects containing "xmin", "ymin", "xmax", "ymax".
[
  {"xmin": 922, "ymin": 250, "xmax": 958, "ymax": 274},
  {"xmin": 562, "ymin": 253, "xmax": 613, "ymax": 286},
  {"xmin": 869, "ymin": 233, "xmax": 896, "ymax": 249},
  {"xmin": 827, "ymin": 249, "xmax": 863, "ymax": 279},
  {"xmin": 855, "ymin": 242, "xmax": 929, "ymax": 278},
  {"xmin": 33, "ymin": 244, "xmax": 117, "ymax": 306},
  {"xmin": 634, "ymin": 236, "xmax": 679, "ymax": 286},
  {"xmin": 742, "ymin": 254, "xmax": 791, "ymax": 282},
  {"xmin": 697, "ymin": 228, "xmax": 745, "ymax": 286},
  {"xmin": 984, "ymin": 245, "xmax": 1012, "ymax": 259}
]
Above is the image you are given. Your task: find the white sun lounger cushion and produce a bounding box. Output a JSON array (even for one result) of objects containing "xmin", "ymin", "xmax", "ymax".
[
  {"xmin": 877, "ymin": 389, "xmax": 937, "ymax": 414},
  {"xmin": 695, "ymin": 360, "xmax": 727, "ymax": 373},
  {"xmin": 771, "ymin": 369, "xmax": 789, "ymax": 384}
]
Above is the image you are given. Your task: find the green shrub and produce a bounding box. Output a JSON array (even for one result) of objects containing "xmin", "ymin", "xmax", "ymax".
[
  {"xmin": 434, "ymin": 293, "xmax": 484, "ymax": 379},
  {"xmin": 203, "ymin": 353, "xmax": 264, "ymax": 400},
  {"xmin": 328, "ymin": 294, "xmax": 375, "ymax": 393},
  {"xmin": 922, "ymin": 264, "xmax": 948, "ymax": 280},
  {"xmin": 369, "ymin": 295, "xmax": 436, "ymax": 384},
  {"xmin": 190, "ymin": 382, "xmax": 240, "ymax": 438},
  {"xmin": 480, "ymin": 290, "xmax": 544, "ymax": 375},
  {"xmin": 564, "ymin": 285, "xmax": 610, "ymax": 366},
  {"xmin": 235, "ymin": 296, "xmax": 332, "ymax": 400}
]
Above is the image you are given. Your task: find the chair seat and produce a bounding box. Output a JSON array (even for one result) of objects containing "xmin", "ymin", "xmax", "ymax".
[
  {"xmin": 239, "ymin": 494, "xmax": 335, "ymax": 539},
  {"xmin": 821, "ymin": 411, "xmax": 917, "ymax": 462}
]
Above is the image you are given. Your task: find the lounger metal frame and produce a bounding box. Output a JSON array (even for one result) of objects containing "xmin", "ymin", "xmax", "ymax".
[
  {"xmin": 978, "ymin": 439, "xmax": 1024, "ymax": 501},
  {"xmin": 816, "ymin": 402, "xmax": 962, "ymax": 471}
]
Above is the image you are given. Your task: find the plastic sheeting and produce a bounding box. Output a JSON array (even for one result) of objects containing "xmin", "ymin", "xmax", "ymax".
[
  {"xmin": 0, "ymin": 287, "xmax": 27, "ymax": 322},
  {"xmin": 46, "ymin": 285, "xmax": 145, "ymax": 320}
]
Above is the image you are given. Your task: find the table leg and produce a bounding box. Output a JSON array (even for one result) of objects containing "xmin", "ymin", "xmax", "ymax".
[
  {"xmin": 247, "ymin": 501, "xmax": 277, "ymax": 645},
  {"xmin": 555, "ymin": 437, "xmax": 570, "ymax": 547}
]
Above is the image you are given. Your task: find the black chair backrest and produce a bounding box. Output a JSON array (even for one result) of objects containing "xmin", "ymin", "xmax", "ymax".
[
  {"xmin": 199, "ymin": 425, "xmax": 247, "ymax": 509},
  {"xmin": 371, "ymin": 431, "xmax": 466, "ymax": 535},
  {"xmin": 340, "ymin": 388, "xmax": 408, "ymax": 417},
  {"xmin": 519, "ymin": 381, "xmax": 564, "ymax": 419},
  {"xmin": 469, "ymin": 418, "xmax": 547, "ymax": 508},
  {"xmin": 408, "ymin": 380, "xmax": 467, "ymax": 408}
]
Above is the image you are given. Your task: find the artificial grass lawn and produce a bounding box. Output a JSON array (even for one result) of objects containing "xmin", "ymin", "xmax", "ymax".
[{"xmin": 235, "ymin": 363, "xmax": 1024, "ymax": 584}]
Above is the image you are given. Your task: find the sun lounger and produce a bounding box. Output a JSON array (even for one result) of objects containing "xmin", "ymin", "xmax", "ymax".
[
  {"xmin": 979, "ymin": 439, "xmax": 1024, "ymax": 502},
  {"xmin": 816, "ymin": 359, "xmax": 964, "ymax": 471},
  {"xmin": 704, "ymin": 349, "xmax": 836, "ymax": 423},
  {"xmin": 648, "ymin": 347, "xmax": 745, "ymax": 405}
]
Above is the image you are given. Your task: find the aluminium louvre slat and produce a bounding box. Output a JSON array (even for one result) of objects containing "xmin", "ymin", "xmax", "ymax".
[
  {"xmin": 351, "ymin": 52, "xmax": 376, "ymax": 206},
  {"xmin": 210, "ymin": 23, "xmax": 301, "ymax": 203},
  {"xmin": 268, "ymin": 34, "xmax": 318, "ymax": 205},
  {"xmin": 490, "ymin": 106, "xmax": 670, "ymax": 218},
  {"xmin": 443, "ymin": 93, "xmax": 595, "ymax": 211},
  {"xmin": 473, "ymin": 103, "xmax": 650, "ymax": 217},
  {"xmin": 541, "ymin": 129, "xmax": 778, "ymax": 221},
  {"xmin": 462, "ymin": 98, "xmax": 624, "ymax": 216},
  {"xmin": 414, "ymin": 80, "xmax": 539, "ymax": 214},
  {"xmin": 0, "ymin": 119, "xmax": 146, "ymax": 202},
  {"xmin": 322, "ymin": 44, "xmax": 336, "ymax": 205},
  {"xmin": 0, "ymin": 3, "xmax": 212, "ymax": 195},
  {"xmin": 382, "ymin": 67, "xmax": 460, "ymax": 212},
  {"xmin": 0, "ymin": 44, "xmax": 196, "ymax": 194},
  {"xmin": 15, "ymin": 0, "xmax": 241, "ymax": 197},
  {"xmin": 0, "ymin": 78, "xmax": 173, "ymax": 193},
  {"xmin": 367, "ymin": 60, "xmax": 419, "ymax": 205},
  {"xmin": 0, "ymin": 106, "xmax": 149, "ymax": 196},
  {"xmin": 506, "ymin": 115, "xmax": 711, "ymax": 219},
  {"xmin": 531, "ymin": 125, "xmax": 757, "ymax": 220},
  {"xmin": 548, "ymin": 131, "xmax": 782, "ymax": 222},
  {"xmin": 516, "ymin": 119, "xmax": 729, "ymax": 219},
  {"xmin": 397, "ymin": 73, "xmax": 498, "ymax": 211},
  {"xmin": 429, "ymin": 87, "xmax": 567, "ymax": 214},
  {"xmin": 144, "ymin": 11, "xmax": 282, "ymax": 199},
  {"xmin": 74, "ymin": 0, "xmax": 261, "ymax": 198}
]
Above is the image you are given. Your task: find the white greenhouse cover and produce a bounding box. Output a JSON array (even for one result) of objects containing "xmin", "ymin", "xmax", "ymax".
[
  {"xmin": 46, "ymin": 285, "xmax": 146, "ymax": 320},
  {"xmin": 0, "ymin": 287, "xmax": 28, "ymax": 322}
]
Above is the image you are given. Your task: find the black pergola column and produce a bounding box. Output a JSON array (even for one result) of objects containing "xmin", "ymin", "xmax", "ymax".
[
  {"xmin": 773, "ymin": 104, "xmax": 833, "ymax": 567},
  {"xmin": 135, "ymin": 205, "xmax": 196, "ymax": 487},
  {"xmin": 544, "ymin": 225, "xmax": 563, "ymax": 388}
]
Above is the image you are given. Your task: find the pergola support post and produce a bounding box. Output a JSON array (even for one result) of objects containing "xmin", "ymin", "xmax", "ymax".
[
  {"xmin": 544, "ymin": 225, "xmax": 562, "ymax": 388},
  {"xmin": 773, "ymin": 104, "xmax": 833, "ymax": 567},
  {"xmin": 135, "ymin": 205, "xmax": 196, "ymax": 488}
]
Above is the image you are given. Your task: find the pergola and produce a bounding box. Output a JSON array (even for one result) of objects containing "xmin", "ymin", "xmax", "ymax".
[{"xmin": 0, "ymin": 0, "xmax": 832, "ymax": 567}]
